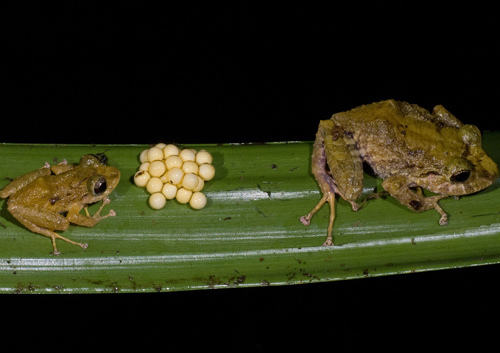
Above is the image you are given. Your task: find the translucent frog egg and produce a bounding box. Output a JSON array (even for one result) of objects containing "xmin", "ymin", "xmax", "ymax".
[
  {"xmin": 134, "ymin": 170, "xmax": 151, "ymax": 187},
  {"xmin": 176, "ymin": 188, "xmax": 192, "ymax": 204},
  {"xmin": 165, "ymin": 155, "xmax": 183, "ymax": 170},
  {"xmin": 148, "ymin": 160, "xmax": 166, "ymax": 177},
  {"xmin": 179, "ymin": 149, "xmax": 196, "ymax": 162},
  {"xmin": 181, "ymin": 161, "xmax": 199, "ymax": 175},
  {"xmin": 147, "ymin": 147, "xmax": 164, "ymax": 162},
  {"xmin": 139, "ymin": 149, "xmax": 149, "ymax": 164},
  {"xmin": 182, "ymin": 173, "xmax": 199, "ymax": 190},
  {"xmin": 146, "ymin": 177, "xmax": 163, "ymax": 194},
  {"xmin": 193, "ymin": 176, "xmax": 204, "ymax": 192},
  {"xmin": 189, "ymin": 192, "xmax": 207, "ymax": 210},
  {"xmin": 163, "ymin": 144, "xmax": 180, "ymax": 159},
  {"xmin": 139, "ymin": 162, "xmax": 150, "ymax": 172},
  {"xmin": 199, "ymin": 164, "xmax": 215, "ymax": 181},
  {"xmin": 195, "ymin": 150, "xmax": 213, "ymax": 165},
  {"xmin": 149, "ymin": 192, "xmax": 166, "ymax": 210},
  {"xmin": 165, "ymin": 168, "xmax": 184, "ymax": 185},
  {"xmin": 162, "ymin": 183, "xmax": 178, "ymax": 200}
]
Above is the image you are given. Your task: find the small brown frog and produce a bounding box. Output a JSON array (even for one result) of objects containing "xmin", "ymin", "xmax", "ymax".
[
  {"xmin": 0, "ymin": 154, "xmax": 121, "ymax": 255},
  {"xmin": 300, "ymin": 100, "xmax": 498, "ymax": 246}
]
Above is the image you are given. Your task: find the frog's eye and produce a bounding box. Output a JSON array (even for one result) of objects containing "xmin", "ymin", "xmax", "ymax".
[
  {"xmin": 450, "ymin": 170, "xmax": 471, "ymax": 183},
  {"xmin": 88, "ymin": 175, "xmax": 107, "ymax": 195},
  {"xmin": 447, "ymin": 157, "xmax": 473, "ymax": 183}
]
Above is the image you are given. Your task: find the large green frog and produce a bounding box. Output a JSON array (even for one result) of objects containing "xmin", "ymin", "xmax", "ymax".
[{"xmin": 300, "ymin": 99, "xmax": 498, "ymax": 246}]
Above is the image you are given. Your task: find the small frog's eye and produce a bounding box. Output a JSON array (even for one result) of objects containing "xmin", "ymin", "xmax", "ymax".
[
  {"xmin": 450, "ymin": 170, "xmax": 471, "ymax": 183},
  {"xmin": 88, "ymin": 175, "xmax": 107, "ymax": 196}
]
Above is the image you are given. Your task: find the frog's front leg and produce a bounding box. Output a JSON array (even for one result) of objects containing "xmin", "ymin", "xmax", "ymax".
[
  {"xmin": 300, "ymin": 120, "xmax": 364, "ymax": 246},
  {"xmin": 381, "ymin": 176, "xmax": 448, "ymax": 225},
  {"xmin": 67, "ymin": 198, "xmax": 116, "ymax": 227}
]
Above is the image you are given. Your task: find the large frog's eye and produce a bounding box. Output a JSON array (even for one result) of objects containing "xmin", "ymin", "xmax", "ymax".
[
  {"xmin": 447, "ymin": 157, "xmax": 473, "ymax": 183},
  {"xmin": 88, "ymin": 175, "xmax": 107, "ymax": 195},
  {"xmin": 450, "ymin": 170, "xmax": 471, "ymax": 183}
]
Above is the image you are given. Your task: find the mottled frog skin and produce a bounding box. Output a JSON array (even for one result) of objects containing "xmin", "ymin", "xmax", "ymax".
[
  {"xmin": 0, "ymin": 154, "xmax": 120, "ymax": 255},
  {"xmin": 300, "ymin": 100, "xmax": 498, "ymax": 246}
]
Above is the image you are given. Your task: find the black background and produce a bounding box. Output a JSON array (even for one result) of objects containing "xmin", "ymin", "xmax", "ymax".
[{"xmin": 2, "ymin": 3, "xmax": 500, "ymax": 349}]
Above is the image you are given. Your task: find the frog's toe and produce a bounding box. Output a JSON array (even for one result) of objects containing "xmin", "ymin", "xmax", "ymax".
[
  {"xmin": 80, "ymin": 243, "xmax": 89, "ymax": 249},
  {"xmin": 322, "ymin": 238, "xmax": 334, "ymax": 246},
  {"xmin": 439, "ymin": 214, "xmax": 448, "ymax": 226},
  {"xmin": 299, "ymin": 215, "xmax": 311, "ymax": 226}
]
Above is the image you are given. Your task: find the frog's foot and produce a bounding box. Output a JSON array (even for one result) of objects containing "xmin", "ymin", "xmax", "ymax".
[
  {"xmin": 421, "ymin": 195, "xmax": 448, "ymax": 225},
  {"xmin": 98, "ymin": 198, "xmax": 116, "ymax": 219},
  {"xmin": 46, "ymin": 231, "xmax": 88, "ymax": 255},
  {"xmin": 434, "ymin": 203, "xmax": 448, "ymax": 225},
  {"xmin": 300, "ymin": 192, "xmax": 336, "ymax": 246},
  {"xmin": 84, "ymin": 198, "xmax": 116, "ymax": 220},
  {"xmin": 49, "ymin": 235, "xmax": 88, "ymax": 255}
]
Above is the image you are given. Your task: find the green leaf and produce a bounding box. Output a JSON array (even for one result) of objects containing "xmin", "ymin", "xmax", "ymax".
[{"xmin": 0, "ymin": 133, "xmax": 499, "ymax": 293}]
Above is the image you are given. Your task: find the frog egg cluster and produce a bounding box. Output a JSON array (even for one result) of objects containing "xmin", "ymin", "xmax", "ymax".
[{"xmin": 133, "ymin": 143, "xmax": 215, "ymax": 210}]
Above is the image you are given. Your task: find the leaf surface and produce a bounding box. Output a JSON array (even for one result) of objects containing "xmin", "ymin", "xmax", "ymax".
[{"xmin": 0, "ymin": 133, "xmax": 499, "ymax": 293}]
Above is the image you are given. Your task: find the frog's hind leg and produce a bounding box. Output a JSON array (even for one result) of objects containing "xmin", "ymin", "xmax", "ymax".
[
  {"xmin": 301, "ymin": 120, "xmax": 364, "ymax": 246},
  {"xmin": 8, "ymin": 207, "xmax": 88, "ymax": 255},
  {"xmin": 300, "ymin": 192, "xmax": 337, "ymax": 246},
  {"xmin": 300, "ymin": 123, "xmax": 343, "ymax": 246},
  {"xmin": 30, "ymin": 226, "xmax": 88, "ymax": 256}
]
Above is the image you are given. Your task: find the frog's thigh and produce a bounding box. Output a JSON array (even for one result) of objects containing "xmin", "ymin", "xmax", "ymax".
[
  {"xmin": 8, "ymin": 204, "xmax": 69, "ymax": 231},
  {"xmin": 320, "ymin": 120, "xmax": 364, "ymax": 203}
]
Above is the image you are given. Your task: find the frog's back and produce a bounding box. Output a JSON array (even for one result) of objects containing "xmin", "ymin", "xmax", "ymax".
[
  {"xmin": 330, "ymin": 99, "xmax": 467, "ymax": 178},
  {"xmin": 331, "ymin": 99, "xmax": 435, "ymax": 127}
]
